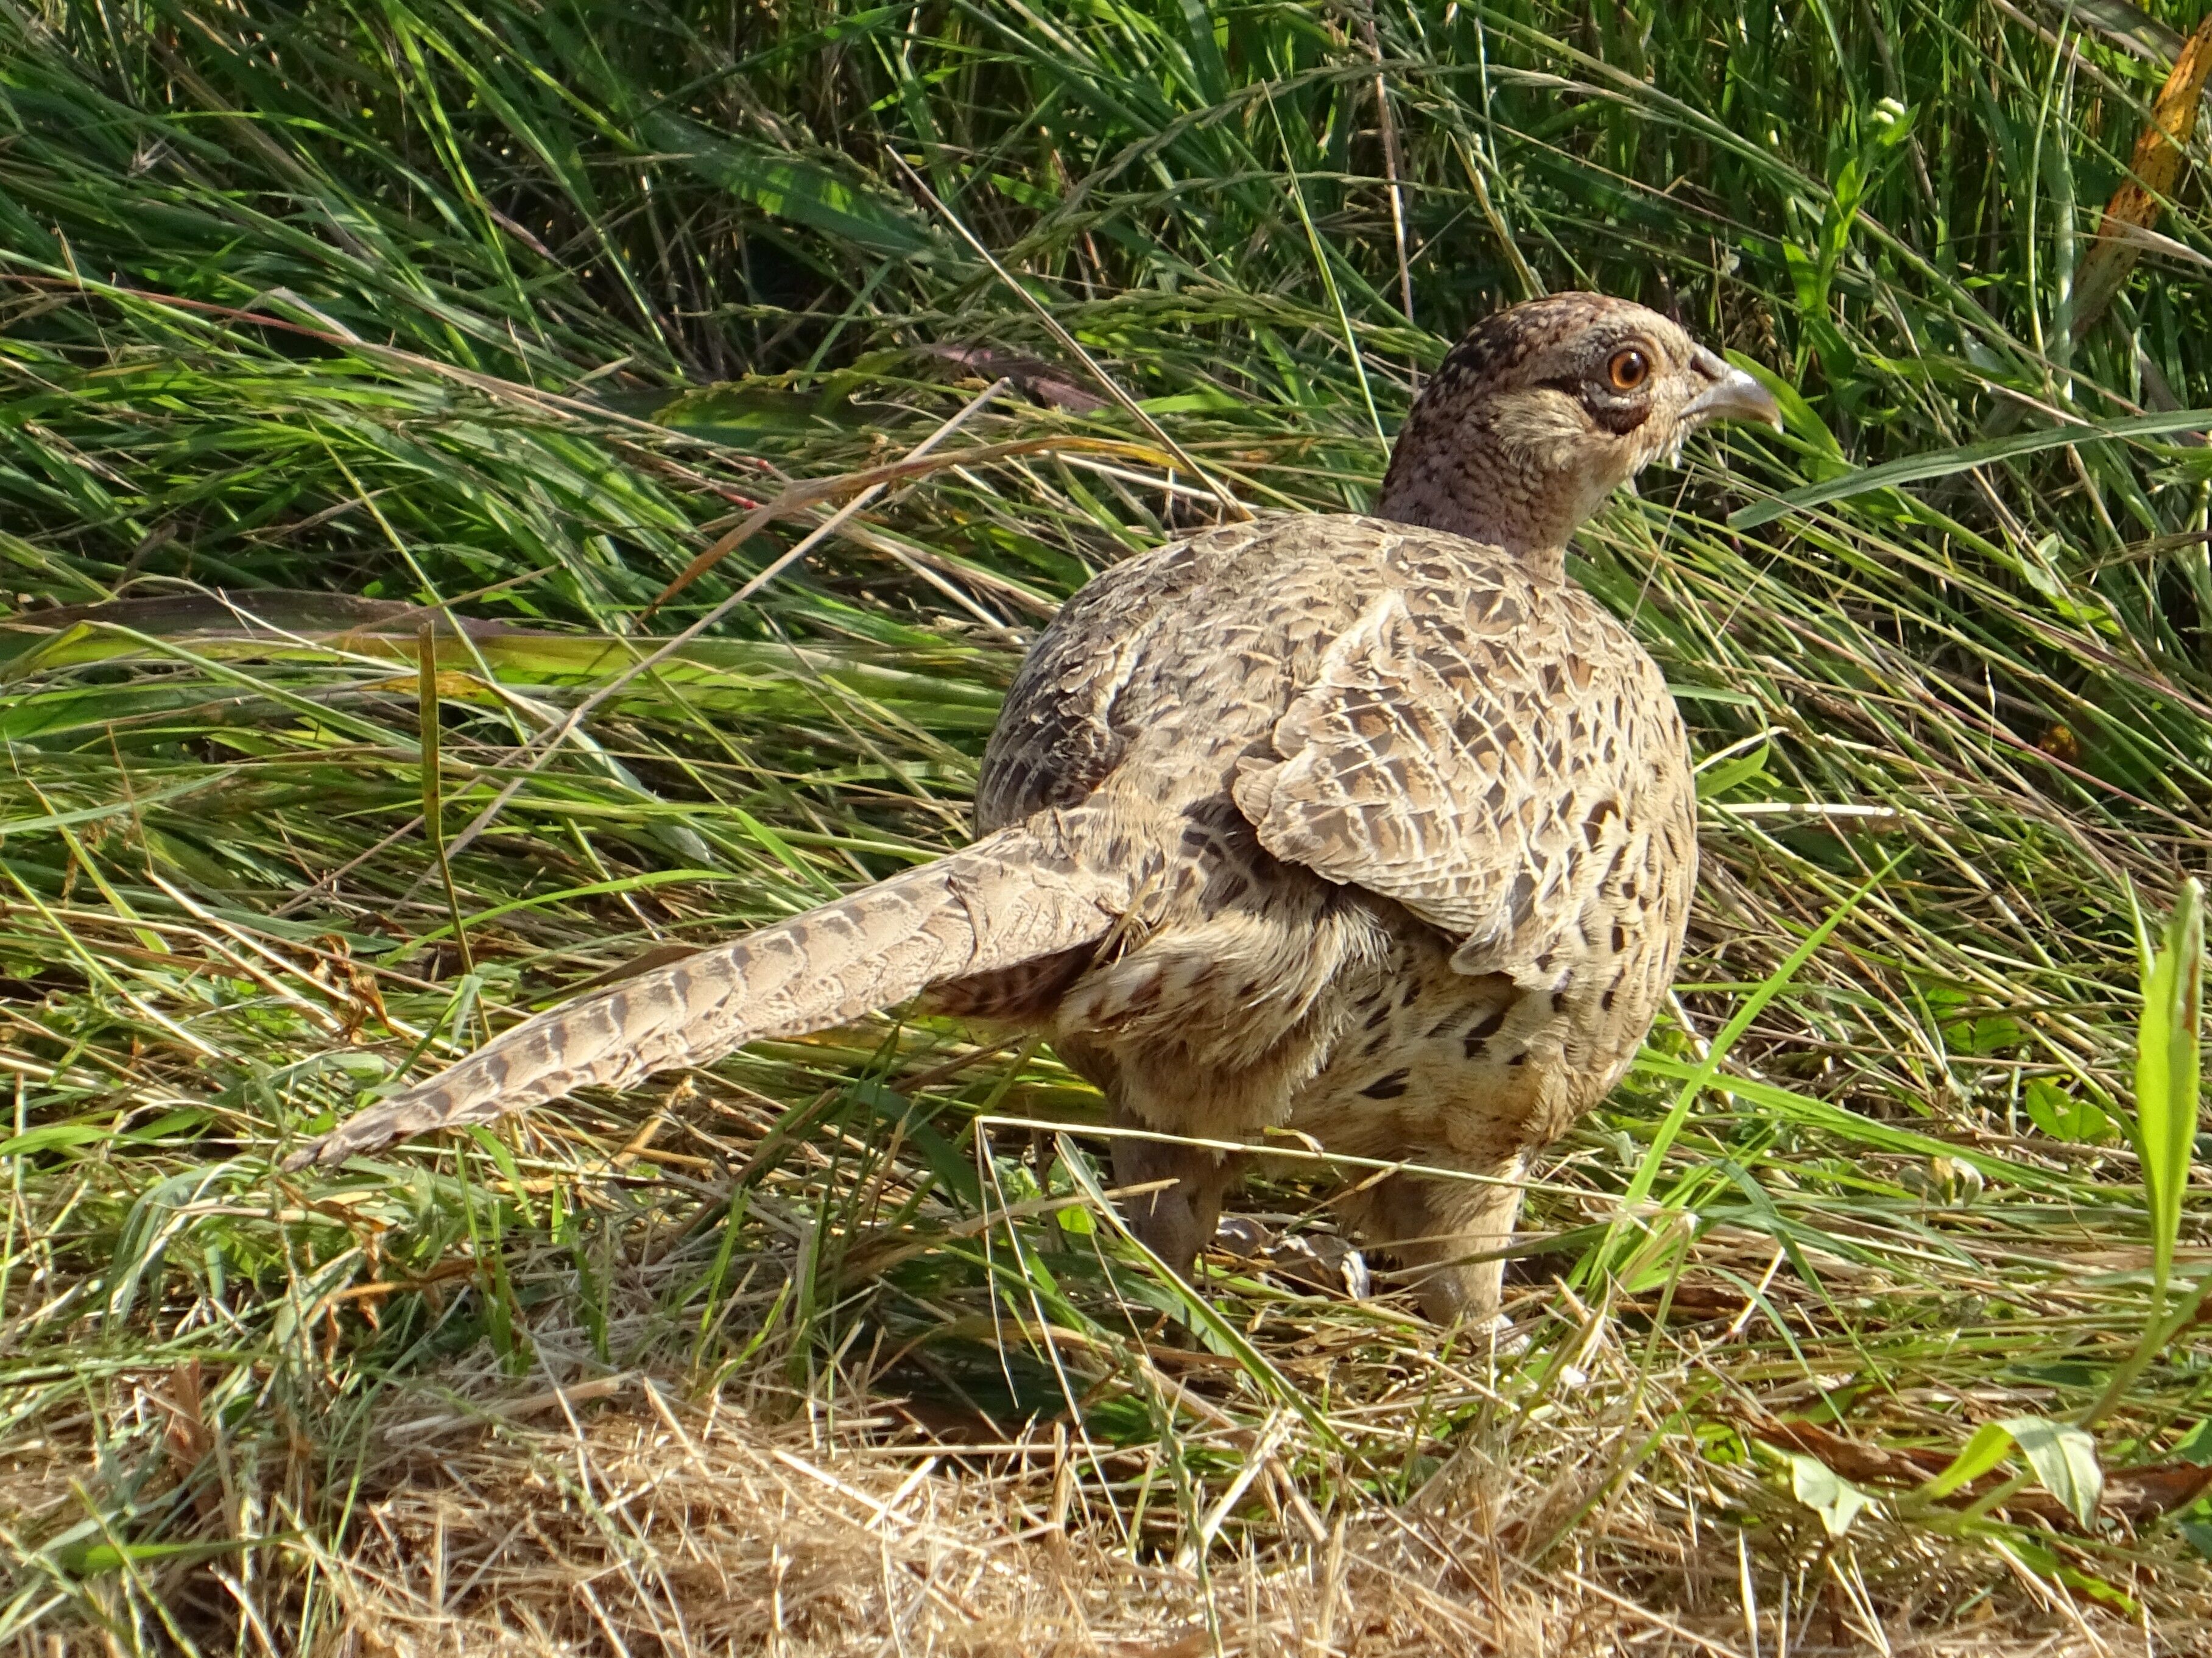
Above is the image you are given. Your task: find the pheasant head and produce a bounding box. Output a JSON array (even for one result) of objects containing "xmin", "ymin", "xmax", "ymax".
[{"xmin": 1376, "ymin": 292, "xmax": 1781, "ymax": 565}]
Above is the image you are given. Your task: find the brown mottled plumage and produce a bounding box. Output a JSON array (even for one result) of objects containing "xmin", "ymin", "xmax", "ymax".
[{"xmin": 287, "ymin": 293, "xmax": 1781, "ymax": 1323}]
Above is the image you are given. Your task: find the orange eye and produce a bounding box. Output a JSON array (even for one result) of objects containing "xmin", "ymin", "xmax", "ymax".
[{"xmin": 1607, "ymin": 348, "xmax": 1651, "ymax": 392}]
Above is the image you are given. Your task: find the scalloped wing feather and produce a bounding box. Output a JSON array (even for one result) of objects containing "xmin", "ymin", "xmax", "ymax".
[{"xmin": 1233, "ymin": 548, "xmax": 1685, "ymax": 981}]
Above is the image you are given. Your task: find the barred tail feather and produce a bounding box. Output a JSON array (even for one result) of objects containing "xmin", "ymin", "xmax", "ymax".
[{"xmin": 284, "ymin": 826, "xmax": 1121, "ymax": 1168}]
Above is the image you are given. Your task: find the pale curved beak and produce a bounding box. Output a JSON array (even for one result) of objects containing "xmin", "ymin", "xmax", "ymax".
[{"xmin": 1683, "ymin": 347, "xmax": 1784, "ymax": 431}]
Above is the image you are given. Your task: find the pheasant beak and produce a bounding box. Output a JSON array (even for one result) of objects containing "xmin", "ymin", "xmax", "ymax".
[{"xmin": 1682, "ymin": 348, "xmax": 1784, "ymax": 431}]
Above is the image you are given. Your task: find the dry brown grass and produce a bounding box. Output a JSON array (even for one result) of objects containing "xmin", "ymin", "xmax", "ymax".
[
  {"xmin": 5, "ymin": 1252, "xmax": 2190, "ymax": 1657},
  {"xmin": 7, "ymin": 1389, "xmax": 2143, "ymax": 1657}
]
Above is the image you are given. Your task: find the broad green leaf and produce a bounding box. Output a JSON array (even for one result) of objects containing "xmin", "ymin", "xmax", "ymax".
[
  {"xmin": 2002, "ymin": 1414, "xmax": 2104, "ymax": 1526},
  {"xmin": 2172, "ymin": 1418, "xmax": 2212, "ymax": 1465},
  {"xmin": 1917, "ymin": 1420, "xmax": 2017, "ymax": 1501},
  {"xmin": 1789, "ymin": 1453, "xmax": 1875, "ymax": 1537},
  {"xmin": 2023, "ymin": 1079, "xmax": 2113, "ymax": 1146}
]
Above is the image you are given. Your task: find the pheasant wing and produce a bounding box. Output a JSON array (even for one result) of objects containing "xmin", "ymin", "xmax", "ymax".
[
  {"xmin": 976, "ymin": 533, "xmax": 1227, "ymax": 830},
  {"xmin": 1231, "ymin": 549, "xmax": 1683, "ymax": 979}
]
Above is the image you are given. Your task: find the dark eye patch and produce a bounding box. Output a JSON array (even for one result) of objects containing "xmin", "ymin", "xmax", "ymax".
[
  {"xmin": 1584, "ymin": 397, "xmax": 1651, "ymax": 436},
  {"xmin": 1538, "ymin": 371, "xmax": 1652, "ymax": 436}
]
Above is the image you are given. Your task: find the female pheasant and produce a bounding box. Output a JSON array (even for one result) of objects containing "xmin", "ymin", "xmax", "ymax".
[{"xmin": 289, "ymin": 294, "xmax": 1781, "ymax": 1322}]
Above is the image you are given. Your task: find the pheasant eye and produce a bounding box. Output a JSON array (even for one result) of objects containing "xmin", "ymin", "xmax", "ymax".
[{"xmin": 1607, "ymin": 348, "xmax": 1651, "ymax": 392}]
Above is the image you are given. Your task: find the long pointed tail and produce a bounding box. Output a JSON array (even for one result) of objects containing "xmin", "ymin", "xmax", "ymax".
[{"xmin": 284, "ymin": 825, "xmax": 1121, "ymax": 1168}]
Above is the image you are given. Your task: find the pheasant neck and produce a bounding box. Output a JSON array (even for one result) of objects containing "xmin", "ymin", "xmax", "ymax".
[{"xmin": 1373, "ymin": 415, "xmax": 1602, "ymax": 583}]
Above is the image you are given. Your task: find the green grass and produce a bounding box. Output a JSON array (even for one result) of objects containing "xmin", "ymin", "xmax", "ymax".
[{"xmin": 3, "ymin": 0, "xmax": 2212, "ymax": 1649}]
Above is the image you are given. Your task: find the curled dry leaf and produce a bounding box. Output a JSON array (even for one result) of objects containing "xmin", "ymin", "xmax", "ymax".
[{"xmin": 2072, "ymin": 15, "xmax": 2212, "ymax": 337}]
